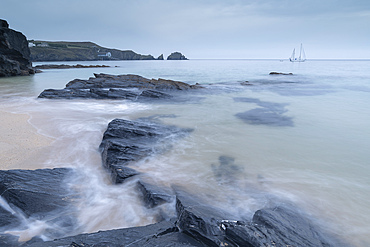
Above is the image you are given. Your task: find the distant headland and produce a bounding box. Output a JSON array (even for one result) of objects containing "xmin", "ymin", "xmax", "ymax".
[{"xmin": 29, "ymin": 40, "xmax": 188, "ymax": 62}]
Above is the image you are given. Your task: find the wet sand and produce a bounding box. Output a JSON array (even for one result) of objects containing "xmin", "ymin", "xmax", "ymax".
[{"xmin": 0, "ymin": 110, "xmax": 54, "ymax": 170}]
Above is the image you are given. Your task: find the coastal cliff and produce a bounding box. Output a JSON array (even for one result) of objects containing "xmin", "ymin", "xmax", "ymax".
[
  {"xmin": 0, "ymin": 19, "xmax": 34, "ymax": 77},
  {"xmin": 29, "ymin": 41, "xmax": 159, "ymax": 62}
]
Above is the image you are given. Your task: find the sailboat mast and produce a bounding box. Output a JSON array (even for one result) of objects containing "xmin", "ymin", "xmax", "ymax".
[
  {"xmin": 290, "ymin": 48, "xmax": 295, "ymax": 61},
  {"xmin": 289, "ymin": 44, "xmax": 306, "ymax": 62}
]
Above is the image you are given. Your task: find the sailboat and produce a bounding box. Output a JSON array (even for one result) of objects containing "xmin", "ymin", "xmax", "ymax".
[{"xmin": 289, "ymin": 43, "xmax": 306, "ymax": 62}]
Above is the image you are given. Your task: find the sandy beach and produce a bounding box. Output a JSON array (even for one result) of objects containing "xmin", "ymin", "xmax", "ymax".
[{"xmin": 0, "ymin": 110, "xmax": 53, "ymax": 170}]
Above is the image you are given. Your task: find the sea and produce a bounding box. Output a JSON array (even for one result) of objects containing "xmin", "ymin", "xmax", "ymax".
[{"xmin": 0, "ymin": 59, "xmax": 369, "ymax": 246}]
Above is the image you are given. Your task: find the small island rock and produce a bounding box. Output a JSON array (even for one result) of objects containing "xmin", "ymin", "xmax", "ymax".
[{"xmin": 167, "ymin": 52, "xmax": 188, "ymax": 60}]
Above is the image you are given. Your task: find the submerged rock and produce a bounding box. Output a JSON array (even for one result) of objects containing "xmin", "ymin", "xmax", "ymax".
[
  {"xmin": 0, "ymin": 19, "xmax": 34, "ymax": 77},
  {"xmin": 38, "ymin": 73, "xmax": 201, "ymax": 100},
  {"xmin": 234, "ymin": 97, "xmax": 294, "ymax": 127}
]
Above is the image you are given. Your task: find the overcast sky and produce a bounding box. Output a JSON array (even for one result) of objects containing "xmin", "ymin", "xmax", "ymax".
[{"xmin": 1, "ymin": 0, "xmax": 369, "ymax": 59}]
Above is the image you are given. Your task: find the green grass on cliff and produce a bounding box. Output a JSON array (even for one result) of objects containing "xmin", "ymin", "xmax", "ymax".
[{"xmin": 29, "ymin": 41, "xmax": 154, "ymax": 62}]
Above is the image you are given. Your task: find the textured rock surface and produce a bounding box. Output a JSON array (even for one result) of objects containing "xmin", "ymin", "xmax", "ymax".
[
  {"xmin": 167, "ymin": 52, "xmax": 188, "ymax": 60},
  {"xmin": 18, "ymin": 185, "xmax": 344, "ymax": 246},
  {"xmin": 0, "ymin": 19, "xmax": 34, "ymax": 77},
  {"xmin": 0, "ymin": 119, "xmax": 345, "ymax": 246},
  {"xmin": 0, "ymin": 168, "xmax": 74, "ymax": 217},
  {"xmin": 23, "ymin": 220, "xmax": 203, "ymax": 247},
  {"xmin": 38, "ymin": 73, "xmax": 201, "ymax": 100},
  {"xmin": 66, "ymin": 73, "xmax": 200, "ymax": 90},
  {"xmin": 225, "ymin": 206, "xmax": 340, "ymax": 247},
  {"xmin": 137, "ymin": 180, "xmax": 174, "ymax": 208},
  {"xmin": 100, "ymin": 118, "xmax": 192, "ymax": 184},
  {"xmin": 0, "ymin": 168, "xmax": 78, "ymax": 245}
]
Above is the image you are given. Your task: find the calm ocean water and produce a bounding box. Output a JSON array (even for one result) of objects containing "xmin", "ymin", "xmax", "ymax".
[{"xmin": 1, "ymin": 59, "xmax": 370, "ymax": 245}]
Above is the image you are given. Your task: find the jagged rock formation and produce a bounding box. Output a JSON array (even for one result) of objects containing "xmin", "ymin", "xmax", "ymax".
[
  {"xmin": 100, "ymin": 118, "xmax": 192, "ymax": 184},
  {"xmin": 167, "ymin": 52, "xmax": 188, "ymax": 60},
  {"xmin": 38, "ymin": 73, "xmax": 202, "ymax": 100},
  {"xmin": 29, "ymin": 41, "xmax": 157, "ymax": 61},
  {"xmin": 0, "ymin": 19, "xmax": 34, "ymax": 77},
  {"xmin": 157, "ymin": 54, "xmax": 164, "ymax": 60},
  {"xmin": 0, "ymin": 118, "xmax": 345, "ymax": 246}
]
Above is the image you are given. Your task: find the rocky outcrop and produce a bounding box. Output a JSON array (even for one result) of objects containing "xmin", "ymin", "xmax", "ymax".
[
  {"xmin": 18, "ymin": 186, "xmax": 343, "ymax": 247},
  {"xmin": 157, "ymin": 54, "xmax": 164, "ymax": 60},
  {"xmin": 34, "ymin": 64, "xmax": 110, "ymax": 69},
  {"xmin": 100, "ymin": 118, "xmax": 192, "ymax": 184},
  {"xmin": 38, "ymin": 73, "xmax": 202, "ymax": 100},
  {"xmin": 0, "ymin": 19, "xmax": 34, "ymax": 77},
  {"xmin": 0, "ymin": 118, "xmax": 345, "ymax": 246},
  {"xmin": 269, "ymin": 71, "xmax": 293, "ymax": 75},
  {"xmin": 167, "ymin": 52, "xmax": 188, "ymax": 60}
]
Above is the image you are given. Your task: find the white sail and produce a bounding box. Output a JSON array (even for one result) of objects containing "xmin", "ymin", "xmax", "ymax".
[
  {"xmin": 289, "ymin": 48, "xmax": 296, "ymax": 62},
  {"xmin": 289, "ymin": 44, "xmax": 306, "ymax": 62}
]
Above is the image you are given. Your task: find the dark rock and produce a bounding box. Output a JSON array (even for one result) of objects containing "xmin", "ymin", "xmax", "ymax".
[
  {"xmin": 0, "ymin": 168, "xmax": 78, "ymax": 244},
  {"xmin": 0, "ymin": 206, "xmax": 19, "ymax": 228},
  {"xmin": 38, "ymin": 73, "xmax": 201, "ymax": 100},
  {"xmin": 139, "ymin": 89, "xmax": 173, "ymax": 99},
  {"xmin": 167, "ymin": 52, "xmax": 188, "ymax": 60},
  {"xmin": 0, "ymin": 168, "xmax": 74, "ymax": 217},
  {"xmin": 100, "ymin": 118, "xmax": 192, "ymax": 184},
  {"xmin": 66, "ymin": 73, "xmax": 201, "ymax": 90},
  {"xmin": 157, "ymin": 54, "xmax": 164, "ymax": 60},
  {"xmin": 0, "ymin": 234, "xmax": 19, "ymax": 247},
  {"xmin": 137, "ymin": 181, "xmax": 174, "ymax": 208},
  {"xmin": 1, "ymin": 169, "xmax": 342, "ymax": 247},
  {"xmin": 224, "ymin": 206, "xmax": 342, "ymax": 247},
  {"xmin": 175, "ymin": 188, "xmax": 344, "ymax": 247},
  {"xmin": 269, "ymin": 71, "xmax": 293, "ymax": 75},
  {"xmin": 175, "ymin": 189, "xmax": 236, "ymax": 246},
  {"xmin": 24, "ymin": 220, "xmax": 203, "ymax": 247},
  {"xmin": 110, "ymin": 165, "xmax": 139, "ymax": 184},
  {"xmin": 0, "ymin": 19, "xmax": 34, "ymax": 77},
  {"xmin": 0, "ymin": 19, "xmax": 9, "ymax": 28},
  {"xmin": 34, "ymin": 64, "xmax": 110, "ymax": 69}
]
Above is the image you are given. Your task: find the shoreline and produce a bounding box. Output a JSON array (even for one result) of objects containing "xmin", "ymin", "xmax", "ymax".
[{"xmin": 0, "ymin": 110, "xmax": 54, "ymax": 170}]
